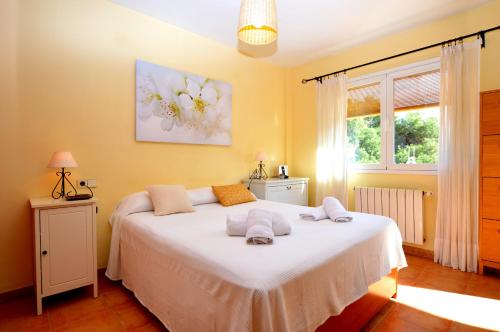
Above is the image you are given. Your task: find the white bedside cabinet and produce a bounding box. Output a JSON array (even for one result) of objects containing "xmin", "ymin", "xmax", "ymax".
[
  {"xmin": 30, "ymin": 197, "xmax": 98, "ymax": 315},
  {"xmin": 243, "ymin": 177, "xmax": 309, "ymax": 206}
]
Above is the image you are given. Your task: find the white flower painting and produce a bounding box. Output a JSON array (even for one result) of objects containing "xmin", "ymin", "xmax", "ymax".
[{"xmin": 136, "ymin": 60, "xmax": 232, "ymax": 145}]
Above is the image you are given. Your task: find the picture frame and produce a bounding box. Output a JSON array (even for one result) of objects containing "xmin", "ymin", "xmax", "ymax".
[
  {"xmin": 278, "ymin": 164, "xmax": 289, "ymax": 179},
  {"xmin": 135, "ymin": 60, "xmax": 232, "ymax": 146}
]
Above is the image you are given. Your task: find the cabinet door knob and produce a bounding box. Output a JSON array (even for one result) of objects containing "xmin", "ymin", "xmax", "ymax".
[{"xmin": 42, "ymin": 250, "xmax": 47, "ymax": 255}]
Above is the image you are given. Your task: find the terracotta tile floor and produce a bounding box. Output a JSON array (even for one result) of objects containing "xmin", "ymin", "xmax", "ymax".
[{"xmin": 0, "ymin": 255, "xmax": 498, "ymax": 332}]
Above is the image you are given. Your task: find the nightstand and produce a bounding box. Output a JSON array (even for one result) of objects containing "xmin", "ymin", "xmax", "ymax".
[
  {"xmin": 30, "ymin": 197, "xmax": 98, "ymax": 315},
  {"xmin": 243, "ymin": 177, "xmax": 309, "ymax": 206}
]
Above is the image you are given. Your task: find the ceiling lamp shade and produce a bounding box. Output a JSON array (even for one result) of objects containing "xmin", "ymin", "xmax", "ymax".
[{"xmin": 238, "ymin": 0, "xmax": 277, "ymax": 45}]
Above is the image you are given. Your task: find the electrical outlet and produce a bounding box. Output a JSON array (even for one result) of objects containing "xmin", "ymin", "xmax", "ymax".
[{"xmin": 78, "ymin": 179, "xmax": 97, "ymax": 188}]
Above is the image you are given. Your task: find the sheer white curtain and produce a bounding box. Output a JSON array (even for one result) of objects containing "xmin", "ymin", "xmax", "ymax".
[
  {"xmin": 434, "ymin": 40, "xmax": 481, "ymax": 272},
  {"xmin": 315, "ymin": 74, "xmax": 348, "ymax": 207}
]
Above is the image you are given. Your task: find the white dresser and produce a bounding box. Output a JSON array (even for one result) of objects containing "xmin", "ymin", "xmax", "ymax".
[
  {"xmin": 30, "ymin": 197, "xmax": 98, "ymax": 314},
  {"xmin": 244, "ymin": 177, "xmax": 309, "ymax": 206}
]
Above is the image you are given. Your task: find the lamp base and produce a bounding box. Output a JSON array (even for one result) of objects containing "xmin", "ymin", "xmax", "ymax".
[
  {"xmin": 51, "ymin": 168, "xmax": 78, "ymax": 199},
  {"xmin": 249, "ymin": 162, "xmax": 268, "ymax": 180}
]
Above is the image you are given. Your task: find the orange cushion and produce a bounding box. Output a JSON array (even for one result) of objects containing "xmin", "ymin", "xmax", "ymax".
[{"xmin": 212, "ymin": 184, "xmax": 256, "ymax": 207}]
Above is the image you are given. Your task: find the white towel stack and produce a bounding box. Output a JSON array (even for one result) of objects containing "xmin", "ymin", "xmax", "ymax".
[
  {"xmin": 226, "ymin": 214, "xmax": 248, "ymax": 236},
  {"xmin": 322, "ymin": 197, "xmax": 353, "ymax": 221},
  {"xmin": 299, "ymin": 206, "xmax": 328, "ymax": 221},
  {"xmin": 226, "ymin": 208, "xmax": 292, "ymax": 244},
  {"xmin": 246, "ymin": 209, "xmax": 274, "ymax": 244},
  {"xmin": 299, "ymin": 197, "xmax": 353, "ymax": 222}
]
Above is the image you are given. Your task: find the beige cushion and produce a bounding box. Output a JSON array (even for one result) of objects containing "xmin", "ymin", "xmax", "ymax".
[
  {"xmin": 212, "ymin": 184, "xmax": 256, "ymax": 207},
  {"xmin": 146, "ymin": 185, "xmax": 194, "ymax": 216}
]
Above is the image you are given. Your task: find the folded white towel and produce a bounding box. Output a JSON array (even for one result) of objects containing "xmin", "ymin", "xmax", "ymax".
[
  {"xmin": 272, "ymin": 212, "xmax": 292, "ymax": 236},
  {"xmin": 226, "ymin": 214, "xmax": 248, "ymax": 236},
  {"xmin": 299, "ymin": 206, "xmax": 328, "ymax": 221},
  {"xmin": 227, "ymin": 212, "xmax": 291, "ymax": 236},
  {"xmin": 323, "ymin": 197, "xmax": 353, "ymax": 221},
  {"xmin": 246, "ymin": 209, "xmax": 274, "ymax": 244}
]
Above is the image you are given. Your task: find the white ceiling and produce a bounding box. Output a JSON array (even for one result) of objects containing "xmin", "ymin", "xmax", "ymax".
[{"xmin": 111, "ymin": 0, "xmax": 489, "ymax": 67}]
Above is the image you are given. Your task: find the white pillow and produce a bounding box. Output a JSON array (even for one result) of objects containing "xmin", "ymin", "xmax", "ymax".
[
  {"xmin": 110, "ymin": 187, "xmax": 219, "ymax": 226},
  {"xmin": 109, "ymin": 191, "xmax": 153, "ymax": 226},
  {"xmin": 187, "ymin": 187, "xmax": 219, "ymax": 205}
]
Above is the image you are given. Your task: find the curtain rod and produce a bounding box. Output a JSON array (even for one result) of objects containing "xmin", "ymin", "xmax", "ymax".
[{"xmin": 302, "ymin": 25, "xmax": 500, "ymax": 84}]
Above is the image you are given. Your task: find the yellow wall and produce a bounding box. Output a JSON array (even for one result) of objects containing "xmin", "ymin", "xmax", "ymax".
[
  {"xmin": 0, "ymin": 0, "xmax": 287, "ymax": 293},
  {"xmin": 287, "ymin": 0, "xmax": 500, "ymax": 251},
  {"xmin": 2, "ymin": 0, "xmax": 499, "ymax": 294}
]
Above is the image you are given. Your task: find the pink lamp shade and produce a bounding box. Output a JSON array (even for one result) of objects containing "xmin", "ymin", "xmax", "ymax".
[
  {"xmin": 47, "ymin": 151, "xmax": 78, "ymax": 168},
  {"xmin": 255, "ymin": 151, "xmax": 268, "ymax": 162}
]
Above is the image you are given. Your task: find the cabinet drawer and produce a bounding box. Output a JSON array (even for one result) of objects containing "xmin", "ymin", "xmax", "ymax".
[
  {"xmin": 481, "ymin": 220, "xmax": 500, "ymax": 262},
  {"xmin": 482, "ymin": 178, "xmax": 500, "ymax": 220},
  {"xmin": 482, "ymin": 135, "xmax": 500, "ymax": 177},
  {"xmin": 267, "ymin": 183, "xmax": 307, "ymax": 206},
  {"xmin": 268, "ymin": 183, "xmax": 305, "ymax": 192},
  {"xmin": 482, "ymin": 91, "xmax": 500, "ymax": 135}
]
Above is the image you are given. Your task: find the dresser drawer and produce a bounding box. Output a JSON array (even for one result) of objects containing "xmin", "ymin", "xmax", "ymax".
[
  {"xmin": 244, "ymin": 178, "xmax": 309, "ymax": 206},
  {"xmin": 482, "ymin": 135, "xmax": 500, "ymax": 177},
  {"xmin": 482, "ymin": 178, "xmax": 500, "ymax": 220},
  {"xmin": 481, "ymin": 91, "xmax": 500, "ymax": 135},
  {"xmin": 267, "ymin": 183, "xmax": 307, "ymax": 206},
  {"xmin": 267, "ymin": 183, "xmax": 306, "ymax": 192},
  {"xmin": 481, "ymin": 220, "xmax": 500, "ymax": 262}
]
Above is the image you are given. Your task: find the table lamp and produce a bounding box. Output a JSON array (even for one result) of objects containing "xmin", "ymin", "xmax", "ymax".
[
  {"xmin": 47, "ymin": 151, "xmax": 78, "ymax": 199},
  {"xmin": 250, "ymin": 151, "xmax": 268, "ymax": 180}
]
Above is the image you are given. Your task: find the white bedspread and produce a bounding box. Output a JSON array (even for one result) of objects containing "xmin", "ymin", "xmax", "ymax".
[{"xmin": 108, "ymin": 199, "xmax": 406, "ymax": 332}]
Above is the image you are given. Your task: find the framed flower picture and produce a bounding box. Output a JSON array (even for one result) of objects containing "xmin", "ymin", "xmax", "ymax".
[{"xmin": 135, "ymin": 60, "xmax": 232, "ymax": 146}]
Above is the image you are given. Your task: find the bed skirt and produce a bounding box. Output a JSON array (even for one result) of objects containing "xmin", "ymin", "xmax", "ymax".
[{"xmin": 316, "ymin": 268, "xmax": 397, "ymax": 331}]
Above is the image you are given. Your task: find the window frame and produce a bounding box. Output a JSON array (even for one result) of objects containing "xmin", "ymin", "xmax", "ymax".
[
  {"xmin": 347, "ymin": 74, "xmax": 387, "ymax": 170},
  {"xmin": 347, "ymin": 58, "xmax": 440, "ymax": 173},
  {"xmin": 386, "ymin": 62, "xmax": 440, "ymax": 171}
]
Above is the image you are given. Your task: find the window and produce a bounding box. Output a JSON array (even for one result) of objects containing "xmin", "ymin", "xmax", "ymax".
[
  {"xmin": 347, "ymin": 77, "xmax": 386, "ymax": 169},
  {"xmin": 347, "ymin": 60, "xmax": 440, "ymax": 172}
]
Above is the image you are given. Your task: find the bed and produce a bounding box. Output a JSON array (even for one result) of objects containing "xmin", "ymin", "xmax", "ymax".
[{"xmin": 106, "ymin": 198, "xmax": 406, "ymax": 332}]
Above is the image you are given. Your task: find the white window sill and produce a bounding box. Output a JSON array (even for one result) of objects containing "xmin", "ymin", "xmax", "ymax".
[{"xmin": 350, "ymin": 169, "xmax": 437, "ymax": 176}]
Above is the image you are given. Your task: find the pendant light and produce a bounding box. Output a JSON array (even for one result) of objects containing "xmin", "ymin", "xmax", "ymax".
[{"xmin": 238, "ymin": 0, "xmax": 277, "ymax": 45}]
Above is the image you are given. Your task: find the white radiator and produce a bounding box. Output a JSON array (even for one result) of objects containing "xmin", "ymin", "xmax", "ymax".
[{"xmin": 354, "ymin": 186, "xmax": 424, "ymax": 245}]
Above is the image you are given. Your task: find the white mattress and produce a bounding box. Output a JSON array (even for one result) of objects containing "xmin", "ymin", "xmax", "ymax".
[{"xmin": 111, "ymin": 200, "xmax": 406, "ymax": 332}]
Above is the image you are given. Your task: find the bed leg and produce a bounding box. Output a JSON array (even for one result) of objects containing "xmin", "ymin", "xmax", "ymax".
[{"xmin": 392, "ymin": 269, "xmax": 398, "ymax": 299}]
